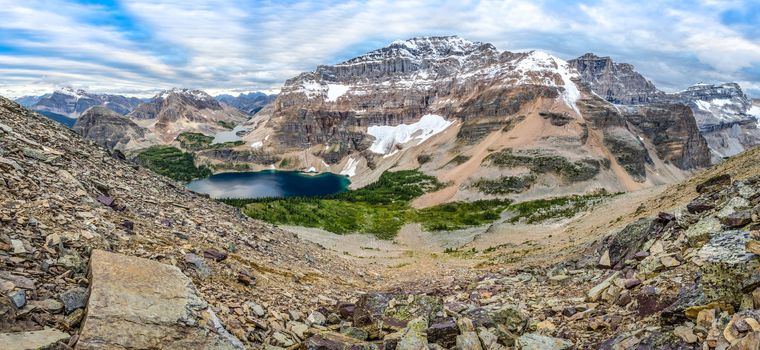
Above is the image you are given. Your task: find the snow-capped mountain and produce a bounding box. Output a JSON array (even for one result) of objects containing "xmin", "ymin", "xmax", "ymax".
[
  {"xmin": 670, "ymin": 83, "xmax": 760, "ymax": 160},
  {"xmin": 235, "ymin": 36, "xmax": 708, "ymax": 203},
  {"xmin": 128, "ymin": 88, "xmax": 248, "ymax": 142},
  {"xmin": 215, "ymin": 92, "xmax": 277, "ymax": 115},
  {"xmin": 20, "ymin": 87, "xmax": 142, "ymax": 117},
  {"xmin": 673, "ymin": 83, "xmax": 755, "ymax": 128}
]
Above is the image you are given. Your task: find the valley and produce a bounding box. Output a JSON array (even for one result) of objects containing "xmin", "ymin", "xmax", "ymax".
[{"xmin": 2, "ymin": 32, "xmax": 760, "ymax": 350}]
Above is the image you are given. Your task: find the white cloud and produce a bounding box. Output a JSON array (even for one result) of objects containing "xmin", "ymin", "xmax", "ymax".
[{"xmin": 0, "ymin": 0, "xmax": 758, "ymax": 98}]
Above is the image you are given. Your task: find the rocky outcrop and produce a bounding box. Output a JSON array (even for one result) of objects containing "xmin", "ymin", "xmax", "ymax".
[
  {"xmin": 24, "ymin": 87, "xmax": 141, "ymax": 117},
  {"xmin": 77, "ymin": 250, "xmax": 242, "ymax": 349},
  {"xmin": 72, "ymin": 106, "xmax": 154, "ymax": 152},
  {"xmin": 569, "ymin": 53, "xmax": 664, "ymax": 104}
]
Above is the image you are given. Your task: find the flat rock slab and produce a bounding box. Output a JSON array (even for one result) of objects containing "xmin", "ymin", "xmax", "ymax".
[
  {"xmin": 0, "ymin": 328, "xmax": 70, "ymax": 350},
  {"xmin": 76, "ymin": 249, "xmax": 240, "ymax": 350}
]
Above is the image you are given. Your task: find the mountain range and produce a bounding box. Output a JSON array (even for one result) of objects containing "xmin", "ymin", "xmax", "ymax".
[
  {"xmin": 5, "ymin": 35, "xmax": 760, "ymax": 350},
  {"xmin": 10, "ymin": 36, "xmax": 760, "ymax": 203}
]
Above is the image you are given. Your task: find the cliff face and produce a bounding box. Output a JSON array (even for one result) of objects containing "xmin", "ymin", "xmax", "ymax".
[
  {"xmin": 568, "ymin": 53, "xmax": 664, "ymax": 104},
  {"xmin": 72, "ymin": 106, "xmax": 156, "ymax": 152},
  {"xmin": 623, "ymin": 103, "xmax": 711, "ymax": 169}
]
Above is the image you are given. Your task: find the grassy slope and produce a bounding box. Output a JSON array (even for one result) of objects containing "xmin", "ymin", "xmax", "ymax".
[
  {"xmin": 224, "ymin": 170, "xmax": 616, "ymax": 239},
  {"xmin": 136, "ymin": 145, "xmax": 212, "ymax": 182}
]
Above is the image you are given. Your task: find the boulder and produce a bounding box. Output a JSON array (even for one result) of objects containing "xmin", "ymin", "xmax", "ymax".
[
  {"xmin": 396, "ymin": 317, "xmax": 428, "ymax": 350},
  {"xmin": 696, "ymin": 174, "xmax": 731, "ymax": 193},
  {"xmin": 684, "ymin": 217, "xmax": 721, "ymax": 247},
  {"xmin": 721, "ymin": 210, "xmax": 753, "ymax": 228},
  {"xmin": 426, "ymin": 318, "xmax": 458, "ymax": 348},
  {"xmin": 76, "ymin": 250, "xmax": 242, "ymax": 349},
  {"xmin": 698, "ymin": 230, "xmax": 759, "ymax": 306},
  {"xmin": 686, "ymin": 199, "xmax": 715, "ymax": 214},
  {"xmin": 456, "ymin": 331, "xmax": 482, "ymax": 350},
  {"xmin": 600, "ymin": 219, "xmax": 664, "ymax": 269}
]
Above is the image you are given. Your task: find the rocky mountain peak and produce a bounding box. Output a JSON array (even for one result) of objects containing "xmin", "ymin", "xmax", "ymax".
[
  {"xmin": 337, "ymin": 36, "xmax": 494, "ymax": 67},
  {"xmin": 568, "ymin": 53, "xmax": 663, "ymax": 104},
  {"xmin": 679, "ymin": 82, "xmax": 749, "ymax": 103}
]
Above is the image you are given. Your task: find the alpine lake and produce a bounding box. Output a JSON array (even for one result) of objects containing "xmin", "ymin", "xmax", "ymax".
[{"xmin": 185, "ymin": 170, "xmax": 350, "ymax": 199}]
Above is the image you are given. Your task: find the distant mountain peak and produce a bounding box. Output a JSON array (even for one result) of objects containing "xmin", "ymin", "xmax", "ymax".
[
  {"xmin": 54, "ymin": 86, "xmax": 91, "ymax": 99},
  {"xmin": 155, "ymin": 88, "xmax": 215, "ymax": 102}
]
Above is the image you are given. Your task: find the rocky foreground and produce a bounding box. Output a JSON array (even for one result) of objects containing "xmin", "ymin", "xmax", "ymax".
[{"xmin": 4, "ymin": 94, "xmax": 760, "ymax": 349}]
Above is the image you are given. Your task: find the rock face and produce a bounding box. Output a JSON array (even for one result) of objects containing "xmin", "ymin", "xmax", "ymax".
[
  {"xmin": 77, "ymin": 250, "xmax": 241, "ymax": 349},
  {"xmin": 622, "ymin": 103, "xmax": 711, "ymax": 169},
  {"xmin": 72, "ymin": 106, "xmax": 156, "ymax": 152},
  {"xmin": 215, "ymin": 92, "xmax": 277, "ymax": 115},
  {"xmin": 129, "ymin": 88, "xmax": 248, "ymax": 142},
  {"xmin": 568, "ymin": 53, "xmax": 664, "ymax": 104},
  {"xmin": 23, "ymin": 87, "xmax": 141, "ymax": 117}
]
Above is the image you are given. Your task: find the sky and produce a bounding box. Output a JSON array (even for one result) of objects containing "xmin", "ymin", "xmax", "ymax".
[{"xmin": 0, "ymin": 0, "xmax": 759, "ymax": 98}]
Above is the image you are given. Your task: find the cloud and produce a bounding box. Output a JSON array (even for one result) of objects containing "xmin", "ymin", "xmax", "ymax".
[{"xmin": 0, "ymin": 0, "xmax": 759, "ymax": 98}]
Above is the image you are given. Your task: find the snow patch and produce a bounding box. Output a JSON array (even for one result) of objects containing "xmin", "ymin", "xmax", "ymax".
[
  {"xmin": 340, "ymin": 157, "xmax": 359, "ymax": 177},
  {"xmin": 749, "ymin": 105, "xmax": 760, "ymax": 117},
  {"xmin": 695, "ymin": 98, "xmax": 735, "ymax": 111},
  {"xmin": 514, "ymin": 51, "xmax": 580, "ymax": 114},
  {"xmin": 326, "ymin": 84, "xmax": 350, "ymax": 102},
  {"xmin": 367, "ymin": 114, "xmax": 453, "ymax": 156},
  {"xmin": 750, "ymin": 106, "xmax": 760, "ymax": 127},
  {"xmin": 250, "ymin": 141, "xmax": 263, "ymax": 149}
]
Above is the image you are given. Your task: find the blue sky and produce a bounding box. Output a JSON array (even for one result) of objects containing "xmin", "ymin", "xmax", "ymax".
[{"xmin": 1, "ymin": 0, "xmax": 759, "ymax": 98}]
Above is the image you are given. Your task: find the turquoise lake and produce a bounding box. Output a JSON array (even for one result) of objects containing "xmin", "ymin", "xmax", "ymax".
[{"xmin": 185, "ymin": 170, "xmax": 350, "ymax": 199}]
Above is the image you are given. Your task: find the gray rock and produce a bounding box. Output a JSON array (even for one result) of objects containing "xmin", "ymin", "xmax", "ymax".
[
  {"xmin": 307, "ymin": 311, "xmax": 326, "ymax": 326},
  {"xmin": 456, "ymin": 331, "xmax": 483, "ymax": 350},
  {"xmin": 518, "ymin": 333, "xmax": 573, "ymax": 349},
  {"xmin": 60, "ymin": 287, "xmax": 88, "ymax": 314},
  {"xmin": 9, "ymin": 290, "xmax": 25, "ymax": 309},
  {"xmin": 184, "ymin": 253, "xmax": 212, "ymax": 279},
  {"xmin": 698, "ymin": 230, "xmax": 756, "ymax": 264}
]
